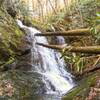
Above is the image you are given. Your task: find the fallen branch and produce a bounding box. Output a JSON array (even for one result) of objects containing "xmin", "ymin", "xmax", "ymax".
[
  {"xmin": 76, "ymin": 63, "xmax": 100, "ymax": 77},
  {"xmin": 36, "ymin": 42, "xmax": 64, "ymax": 50},
  {"xmin": 35, "ymin": 28, "xmax": 91, "ymax": 36},
  {"xmin": 36, "ymin": 43, "xmax": 100, "ymax": 54},
  {"xmin": 93, "ymin": 56, "xmax": 100, "ymax": 67}
]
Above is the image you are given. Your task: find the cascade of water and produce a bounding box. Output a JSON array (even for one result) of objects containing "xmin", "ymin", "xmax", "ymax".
[{"xmin": 16, "ymin": 20, "xmax": 74, "ymax": 95}]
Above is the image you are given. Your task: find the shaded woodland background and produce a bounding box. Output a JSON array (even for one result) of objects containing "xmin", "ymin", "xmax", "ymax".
[{"xmin": 0, "ymin": 0, "xmax": 99, "ymax": 100}]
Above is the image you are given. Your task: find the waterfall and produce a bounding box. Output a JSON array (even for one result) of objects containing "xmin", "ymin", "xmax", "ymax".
[{"xmin": 16, "ymin": 20, "xmax": 74, "ymax": 95}]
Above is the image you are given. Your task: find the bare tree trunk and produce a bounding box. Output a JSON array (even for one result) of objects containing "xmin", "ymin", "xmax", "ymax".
[
  {"xmin": 0, "ymin": 0, "xmax": 5, "ymax": 6},
  {"xmin": 63, "ymin": 0, "xmax": 67, "ymax": 10},
  {"xmin": 36, "ymin": 43, "xmax": 100, "ymax": 54},
  {"xmin": 32, "ymin": 0, "xmax": 34, "ymax": 11},
  {"xmin": 46, "ymin": 0, "xmax": 48, "ymax": 14},
  {"xmin": 37, "ymin": 0, "xmax": 44, "ymax": 21},
  {"xmin": 35, "ymin": 28, "xmax": 90, "ymax": 36},
  {"xmin": 48, "ymin": 0, "xmax": 57, "ymax": 14},
  {"xmin": 54, "ymin": 0, "xmax": 58, "ymax": 12}
]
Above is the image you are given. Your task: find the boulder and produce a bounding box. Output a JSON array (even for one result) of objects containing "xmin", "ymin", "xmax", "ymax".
[{"xmin": 0, "ymin": 70, "xmax": 46, "ymax": 100}]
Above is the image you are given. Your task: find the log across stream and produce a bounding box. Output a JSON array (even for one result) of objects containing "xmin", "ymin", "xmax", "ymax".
[{"xmin": 36, "ymin": 43, "xmax": 100, "ymax": 54}]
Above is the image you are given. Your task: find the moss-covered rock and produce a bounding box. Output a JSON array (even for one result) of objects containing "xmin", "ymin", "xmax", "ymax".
[
  {"xmin": 0, "ymin": 70, "xmax": 46, "ymax": 100},
  {"xmin": 62, "ymin": 71, "xmax": 100, "ymax": 100},
  {"xmin": 0, "ymin": 2, "xmax": 25, "ymax": 70}
]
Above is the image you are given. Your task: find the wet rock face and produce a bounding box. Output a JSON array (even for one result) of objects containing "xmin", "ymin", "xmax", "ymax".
[
  {"xmin": 0, "ymin": 1, "xmax": 53, "ymax": 100},
  {"xmin": 0, "ymin": 70, "xmax": 46, "ymax": 100},
  {"xmin": 0, "ymin": 32, "xmax": 33, "ymax": 71},
  {"xmin": 0, "ymin": 5, "xmax": 23, "ymax": 71},
  {"xmin": 4, "ymin": 0, "xmax": 18, "ymax": 18},
  {"xmin": 0, "ymin": 2, "xmax": 33, "ymax": 71},
  {"xmin": 0, "ymin": 0, "xmax": 36, "ymax": 71},
  {"xmin": 0, "ymin": 5, "xmax": 46, "ymax": 99},
  {"xmin": 15, "ymin": 30, "xmax": 33, "ymax": 71},
  {"xmin": 16, "ymin": 53, "xmax": 32, "ymax": 71},
  {"xmin": 63, "ymin": 71, "xmax": 100, "ymax": 100}
]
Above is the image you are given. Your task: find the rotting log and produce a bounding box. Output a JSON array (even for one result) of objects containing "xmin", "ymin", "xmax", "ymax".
[
  {"xmin": 36, "ymin": 43, "xmax": 100, "ymax": 54},
  {"xmin": 35, "ymin": 28, "xmax": 91, "ymax": 36}
]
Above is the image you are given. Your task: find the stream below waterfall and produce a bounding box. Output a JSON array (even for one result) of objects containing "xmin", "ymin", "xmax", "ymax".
[{"xmin": 16, "ymin": 20, "xmax": 75, "ymax": 99}]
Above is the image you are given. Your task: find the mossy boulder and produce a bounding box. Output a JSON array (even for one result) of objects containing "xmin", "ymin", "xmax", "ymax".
[
  {"xmin": 0, "ymin": 70, "xmax": 46, "ymax": 100},
  {"xmin": 0, "ymin": 3, "xmax": 26, "ymax": 70},
  {"xmin": 63, "ymin": 71, "xmax": 100, "ymax": 100}
]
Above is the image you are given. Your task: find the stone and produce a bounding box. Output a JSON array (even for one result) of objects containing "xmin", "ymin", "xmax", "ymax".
[{"xmin": 0, "ymin": 70, "xmax": 47, "ymax": 100}]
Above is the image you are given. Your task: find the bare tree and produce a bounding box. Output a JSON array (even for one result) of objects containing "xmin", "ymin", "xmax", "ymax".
[
  {"xmin": 37, "ymin": 0, "xmax": 44, "ymax": 21},
  {"xmin": 48, "ymin": 0, "xmax": 57, "ymax": 14}
]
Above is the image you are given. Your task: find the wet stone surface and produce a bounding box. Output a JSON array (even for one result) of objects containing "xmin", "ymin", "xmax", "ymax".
[{"xmin": 0, "ymin": 70, "xmax": 47, "ymax": 100}]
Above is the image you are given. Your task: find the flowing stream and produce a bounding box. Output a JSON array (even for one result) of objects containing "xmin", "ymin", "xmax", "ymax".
[{"xmin": 16, "ymin": 20, "xmax": 74, "ymax": 96}]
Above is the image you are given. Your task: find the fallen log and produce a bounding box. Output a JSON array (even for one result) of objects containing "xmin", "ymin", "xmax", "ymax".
[
  {"xmin": 35, "ymin": 28, "xmax": 91, "ymax": 36},
  {"xmin": 36, "ymin": 42, "xmax": 64, "ymax": 50},
  {"xmin": 36, "ymin": 43, "xmax": 100, "ymax": 54}
]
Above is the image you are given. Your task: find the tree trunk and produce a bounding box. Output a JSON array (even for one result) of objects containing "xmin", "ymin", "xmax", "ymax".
[
  {"xmin": 36, "ymin": 43, "xmax": 100, "ymax": 54},
  {"xmin": 0, "ymin": 0, "xmax": 5, "ymax": 7},
  {"xmin": 35, "ymin": 28, "xmax": 90, "ymax": 36}
]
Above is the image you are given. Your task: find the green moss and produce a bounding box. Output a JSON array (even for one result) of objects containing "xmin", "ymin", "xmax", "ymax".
[
  {"xmin": 63, "ymin": 72, "xmax": 99, "ymax": 100},
  {"xmin": 0, "ymin": 70, "xmax": 45, "ymax": 100},
  {"xmin": 0, "ymin": 6, "xmax": 24, "ymax": 70}
]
